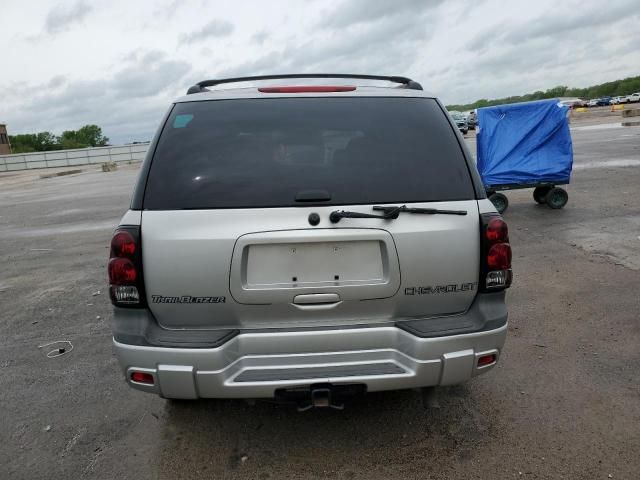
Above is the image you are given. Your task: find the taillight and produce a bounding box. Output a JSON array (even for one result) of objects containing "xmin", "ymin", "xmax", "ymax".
[
  {"xmin": 480, "ymin": 214, "xmax": 512, "ymax": 291},
  {"xmin": 108, "ymin": 226, "xmax": 146, "ymax": 307},
  {"xmin": 487, "ymin": 244, "xmax": 512, "ymax": 270},
  {"xmin": 111, "ymin": 231, "xmax": 136, "ymax": 257},
  {"xmin": 108, "ymin": 258, "xmax": 137, "ymax": 284},
  {"xmin": 485, "ymin": 217, "xmax": 509, "ymax": 242}
]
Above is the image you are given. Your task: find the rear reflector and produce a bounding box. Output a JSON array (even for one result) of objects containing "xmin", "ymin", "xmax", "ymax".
[
  {"xmin": 258, "ymin": 86, "xmax": 356, "ymax": 93},
  {"xmin": 477, "ymin": 354, "xmax": 497, "ymax": 367},
  {"xmin": 131, "ymin": 371, "xmax": 154, "ymax": 385}
]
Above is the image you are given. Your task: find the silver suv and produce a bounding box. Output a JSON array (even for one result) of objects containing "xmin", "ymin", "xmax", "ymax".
[{"xmin": 109, "ymin": 74, "xmax": 511, "ymax": 408}]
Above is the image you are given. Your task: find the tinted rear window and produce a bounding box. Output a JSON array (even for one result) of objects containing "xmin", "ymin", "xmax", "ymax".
[{"xmin": 144, "ymin": 97, "xmax": 474, "ymax": 209}]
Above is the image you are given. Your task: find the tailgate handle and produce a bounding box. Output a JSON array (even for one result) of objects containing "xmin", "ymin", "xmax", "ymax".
[{"xmin": 293, "ymin": 293, "xmax": 340, "ymax": 305}]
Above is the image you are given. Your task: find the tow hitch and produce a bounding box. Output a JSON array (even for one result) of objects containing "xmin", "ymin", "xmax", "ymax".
[
  {"xmin": 299, "ymin": 387, "xmax": 342, "ymax": 411},
  {"xmin": 274, "ymin": 383, "xmax": 366, "ymax": 411}
]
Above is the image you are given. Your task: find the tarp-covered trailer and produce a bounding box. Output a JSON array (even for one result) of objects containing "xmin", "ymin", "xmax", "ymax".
[{"xmin": 476, "ymin": 99, "xmax": 574, "ymax": 213}]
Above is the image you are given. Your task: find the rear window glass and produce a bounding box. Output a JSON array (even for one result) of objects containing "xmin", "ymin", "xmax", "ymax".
[{"xmin": 144, "ymin": 97, "xmax": 474, "ymax": 209}]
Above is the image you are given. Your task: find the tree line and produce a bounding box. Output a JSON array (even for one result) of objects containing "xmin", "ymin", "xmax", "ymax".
[
  {"xmin": 446, "ymin": 75, "xmax": 640, "ymax": 112},
  {"xmin": 8, "ymin": 125, "xmax": 109, "ymax": 153}
]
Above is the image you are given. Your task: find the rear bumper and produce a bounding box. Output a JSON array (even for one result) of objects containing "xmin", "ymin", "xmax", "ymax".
[{"xmin": 113, "ymin": 322, "xmax": 507, "ymax": 399}]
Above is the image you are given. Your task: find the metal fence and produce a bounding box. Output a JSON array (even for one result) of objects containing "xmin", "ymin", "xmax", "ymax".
[{"xmin": 0, "ymin": 143, "xmax": 149, "ymax": 172}]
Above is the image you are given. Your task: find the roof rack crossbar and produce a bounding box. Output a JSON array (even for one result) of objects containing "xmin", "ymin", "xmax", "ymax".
[{"xmin": 186, "ymin": 74, "xmax": 423, "ymax": 94}]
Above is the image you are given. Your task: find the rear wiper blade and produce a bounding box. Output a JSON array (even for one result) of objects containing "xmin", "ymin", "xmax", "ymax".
[
  {"xmin": 330, "ymin": 205, "xmax": 467, "ymax": 223},
  {"xmin": 373, "ymin": 205, "xmax": 467, "ymax": 216}
]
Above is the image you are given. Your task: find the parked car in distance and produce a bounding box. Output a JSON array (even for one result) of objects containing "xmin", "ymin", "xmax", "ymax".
[
  {"xmin": 596, "ymin": 97, "xmax": 611, "ymax": 106},
  {"xmin": 109, "ymin": 74, "xmax": 511, "ymax": 408},
  {"xmin": 627, "ymin": 92, "xmax": 640, "ymax": 103},
  {"xmin": 618, "ymin": 95, "xmax": 630, "ymax": 104},
  {"xmin": 611, "ymin": 96, "xmax": 625, "ymax": 105},
  {"xmin": 560, "ymin": 98, "xmax": 588, "ymax": 108},
  {"xmin": 449, "ymin": 111, "xmax": 469, "ymax": 134},
  {"xmin": 587, "ymin": 99, "xmax": 599, "ymax": 107},
  {"xmin": 467, "ymin": 111, "xmax": 477, "ymax": 129}
]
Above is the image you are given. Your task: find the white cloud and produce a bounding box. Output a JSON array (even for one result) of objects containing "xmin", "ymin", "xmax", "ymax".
[
  {"xmin": 44, "ymin": 1, "xmax": 93, "ymax": 34},
  {"xmin": 0, "ymin": 0, "xmax": 638, "ymax": 144},
  {"xmin": 179, "ymin": 19, "xmax": 234, "ymax": 44}
]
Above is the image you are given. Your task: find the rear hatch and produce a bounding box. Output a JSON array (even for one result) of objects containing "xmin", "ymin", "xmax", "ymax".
[{"xmin": 141, "ymin": 95, "xmax": 480, "ymax": 330}]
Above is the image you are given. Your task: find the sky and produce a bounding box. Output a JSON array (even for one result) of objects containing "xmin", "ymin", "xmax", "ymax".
[{"xmin": 1, "ymin": 0, "xmax": 639, "ymax": 145}]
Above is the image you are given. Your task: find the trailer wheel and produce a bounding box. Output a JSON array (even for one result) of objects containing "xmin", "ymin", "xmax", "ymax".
[
  {"xmin": 545, "ymin": 187, "xmax": 568, "ymax": 209},
  {"xmin": 489, "ymin": 192, "xmax": 509, "ymax": 213},
  {"xmin": 533, "ymin": 186, "xmax": 552, "ymax": 204}
]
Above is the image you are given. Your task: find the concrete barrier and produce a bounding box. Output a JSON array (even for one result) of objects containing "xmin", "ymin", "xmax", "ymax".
[
  {"xmin": 621, "ymin": 108, "xmax": 640, "ymax": 126},
  {"xmin": 0, "ymin": 143, "xmax": 149, "ymax": 172}
]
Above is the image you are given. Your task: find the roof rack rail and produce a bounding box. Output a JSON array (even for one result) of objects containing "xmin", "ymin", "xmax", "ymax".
[{"xmin": 186, "ymin": 74, "xmax": 423, "ymax": 94}]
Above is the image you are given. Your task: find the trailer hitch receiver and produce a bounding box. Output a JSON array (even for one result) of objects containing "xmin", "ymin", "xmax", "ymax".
[{"xmin": 275, "ymin": 383, "xmax": 365, "ymax": 411}]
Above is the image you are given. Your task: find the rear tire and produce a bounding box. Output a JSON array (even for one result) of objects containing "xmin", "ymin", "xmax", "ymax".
[
  {"xmin": 545, "ymin": 187, "xmax": 568, "ymax": 209},
  {"xmin": 533, "ymin": 186, "xmax": 552, "ymax": 204},
  {"xmin": 489, "ymin": 192, "xmax": 508, "ymax": 214}
]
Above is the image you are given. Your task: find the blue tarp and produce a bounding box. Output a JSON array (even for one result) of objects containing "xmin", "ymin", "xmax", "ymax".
[{"xmin": 476, "ymin": 99, "xmax": 573, "ymax": 187}]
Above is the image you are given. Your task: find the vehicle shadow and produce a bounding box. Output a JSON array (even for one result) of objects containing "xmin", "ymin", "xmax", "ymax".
[{"xmin": 154, "ymin": 382, "xmax": 498, "ymax": 479}]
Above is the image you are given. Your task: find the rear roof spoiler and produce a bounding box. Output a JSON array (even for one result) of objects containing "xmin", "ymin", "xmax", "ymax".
[{"xmin": 186, "ymin": 74, "xmax": 423, "ymax": 95}]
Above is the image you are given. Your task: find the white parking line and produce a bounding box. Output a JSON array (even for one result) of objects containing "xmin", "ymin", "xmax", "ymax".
[
  {"xmin": 571, "ymin": 123, "xmax": 624, "ymax": 131},
  {"xmin": 574, "ymin": 159, "xmax": 640, "ymax": 170}
]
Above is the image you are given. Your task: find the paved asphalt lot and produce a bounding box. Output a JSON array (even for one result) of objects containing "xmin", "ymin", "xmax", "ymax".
[{"xmin": 1, "ymin": 111, "xmax": 639, "ymax": 479}]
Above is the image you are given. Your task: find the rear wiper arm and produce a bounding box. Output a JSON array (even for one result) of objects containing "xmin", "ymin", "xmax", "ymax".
[
  {"xmin": 329, "ymin": 207, "xmax": 402, "ymax": 223},
  {"xmin": 373, "ymin": 205, "xmax": 467, "ymax": 216},
  {"xmin": 330, "ymin": 205, "xmax": 467, "ymax": 223}
]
